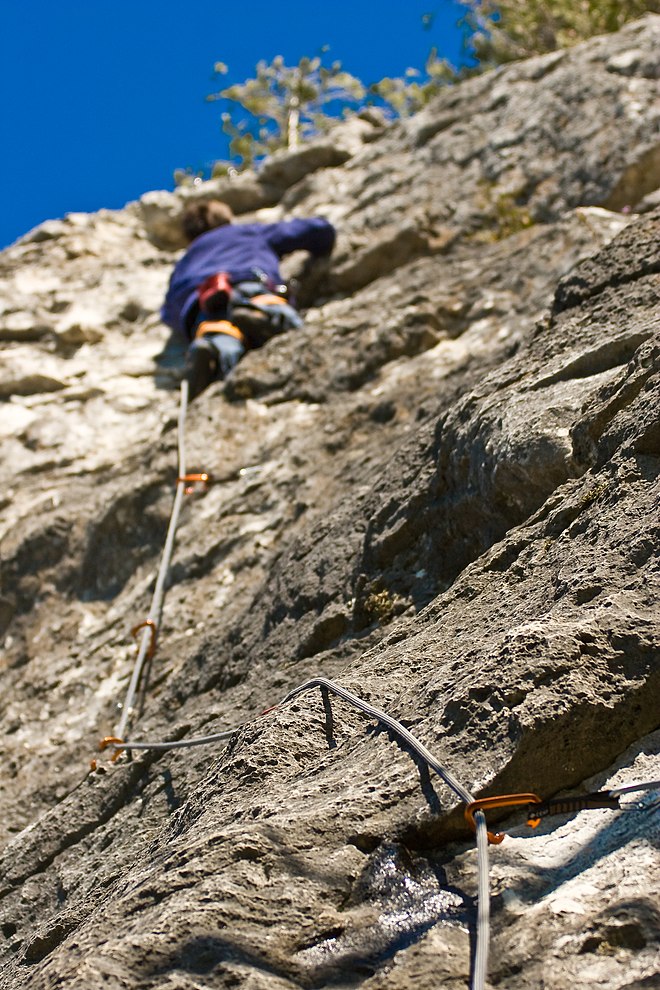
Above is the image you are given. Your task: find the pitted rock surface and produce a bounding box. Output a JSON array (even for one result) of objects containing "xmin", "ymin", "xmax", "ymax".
[{"xmin": 0, "ymin": 17, "xmax": 659, "ymax": 990}]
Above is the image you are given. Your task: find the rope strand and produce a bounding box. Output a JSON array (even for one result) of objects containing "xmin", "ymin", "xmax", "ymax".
[
  {"xmin": 116, "ymin": 380, "xmax": 189, "ymax": 740},
  {"xmin": 282, "ymin": 676, "xmax": 475, "ymax": 804},
  {"xmin": 610, "ymin": 780, "xmax": 660, "ymax": 797},
  {"xmin": 109, "ymin": 674, "xmax": 489, "ymax": 990},
  {"xmin": 474, "ymin": 810, "xmax": 490, "ymax": 990}
]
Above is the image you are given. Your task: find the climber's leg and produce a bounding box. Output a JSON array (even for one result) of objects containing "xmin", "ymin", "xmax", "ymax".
[
  {"xmin": 205, "ymin": 332, "xmax": 245, "ymax": 378},
  {"xmin": 183, "ymin": 326, "xmax": 246, "ymax": 400}
]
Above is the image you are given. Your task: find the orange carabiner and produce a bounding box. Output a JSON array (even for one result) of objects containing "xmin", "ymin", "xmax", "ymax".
[
  {"xmin": 177, "ymin": 472, "xmax": 212, "ymax": 494},
  {"xmin": 98, "ymin": 736, "xmax": 126, "ymax": 763},
  {"xmin": 131, "ymin": 619, "xmax": 158, "ymax": 659},
  {"xmin": 465, "ymin": 792, "xmax": 542, "ymax": 844}
]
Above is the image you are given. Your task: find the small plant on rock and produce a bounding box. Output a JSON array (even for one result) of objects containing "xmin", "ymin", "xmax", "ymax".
[
  {"xmin": 458, "ymin": 0, "xmax": 660, "ymax": 65},
  {"xmin": 362, "ymin": 585, "xmax": 399, "ymax": 625},
  {"xmin": 369, "ymin": 48, "xmax": 457, "ymax": 117}
]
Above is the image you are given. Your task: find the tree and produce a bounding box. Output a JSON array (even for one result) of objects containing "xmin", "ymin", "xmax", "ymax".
[
  {"xmin": 186, "ymin": 3, "xmax": 660, "ymax": 179},
  {"xmin": 207, "ymin": 53, "xmax": 365, "ymax": 171},
  {"xmin": 369, "ymin": 48, "xmax": 456, "ymax": 118},
  {"xmin": 458, "ymin": 0, "xmax": 660, "ymax": 65}
]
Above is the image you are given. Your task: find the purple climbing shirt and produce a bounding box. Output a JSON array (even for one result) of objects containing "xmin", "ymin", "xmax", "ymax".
[{"xmin": 161, "ymin": 216, "xmax": 335, "ymax": 335}]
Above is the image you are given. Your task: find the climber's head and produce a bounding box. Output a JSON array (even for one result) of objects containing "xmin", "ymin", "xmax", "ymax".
[{"xmin": 181, "ymin": 200, "xmax": 234, "ymax": 243}]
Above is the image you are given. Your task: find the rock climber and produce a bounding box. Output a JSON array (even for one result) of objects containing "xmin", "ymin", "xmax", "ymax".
[{"xmin": 161, "ymin": 199, "xmax": 336, "ymax": 399}]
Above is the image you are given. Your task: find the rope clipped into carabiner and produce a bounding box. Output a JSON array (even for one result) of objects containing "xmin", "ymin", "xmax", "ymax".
[
  {"xmin": 98, "ymin": 675, "xmax": 491, "ymax": 990},
  {"xmin": 177, "ymin": 472, "xmax": 213, "ymax": 494},
  {"xmin": 465, "ymin": 793, "xmax": 542, "ymax": 845},
  {"xmin": 131, "ymin": 619, "xmax": 158, "ymax": 659},
  {"xmin": 108, "ymin": 378, "xmax": 211, "ymax": 748},
  {"xmin": 464, "ymin": 780, "xmax": 660, "ymax": 842}
]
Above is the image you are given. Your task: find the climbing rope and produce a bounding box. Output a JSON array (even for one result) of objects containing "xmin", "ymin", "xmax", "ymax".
[
  {"xmin": 474, "ymin": 810, "xmax": 490, "ymax": 990},
  {"xmin": 100, "ymin": 670, "xmax": 659, "ymax": 990},
  {"xmin": 100, "ymin": 728, "xmax": 236, "ymax": 753},
  {"xmin": 610, "ymin": 780, "xmax": 660, "ymax": 796},
  {"xmin": 105, "ymin": 676, "xmax": 476, "ymax": 801},
  {"xmin": 283, "ymin": 677, "xmax": 475, "ymax": 802},
  {"xmin": 101, "ymin": 674, "xmax": 490, "ymax": 990},
  {"xmin": 115, "ymin": 379, "xmax": 192, "ymax": 741}
]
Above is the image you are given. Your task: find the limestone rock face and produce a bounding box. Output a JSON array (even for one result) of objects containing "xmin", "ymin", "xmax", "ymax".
[{"xmin": 0, "ymin": 17, "xmax": 659, "ymax": 990}]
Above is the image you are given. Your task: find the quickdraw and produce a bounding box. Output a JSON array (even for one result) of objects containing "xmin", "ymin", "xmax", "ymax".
[
  {"xmin": 465, "ymin": 784, "xmax": 656, "ymax": 844},
  {"xmin": 131, "ymin": 619, "xmax": 157, "ymax": 660},
  {"xmin": 526, "ymin": 790, "xmax": 621, "ymax": 825},
  {"xmin": 177, "ymin": 472, "xmax": 212, "ymax": 494},
  {"xmin": 98, "ymin": 735, "xmax": 126, "ymax": 763},
  {"xmin": 465, "ymin": 793, "xmax": 542, "ymax": 844}
]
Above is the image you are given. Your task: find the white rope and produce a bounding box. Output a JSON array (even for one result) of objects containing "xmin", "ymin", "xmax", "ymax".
[
  {"xmin": 282, "ymin": 676, "xmax": 475, "ymax": 804},
  {"xmin": 116, "ymin": 379, "xmax": 189, "ymax": 740},
  {"xmin": 473, "ymin": 810, "xmax": 490, "ymax": 990},
  {"xmin": 610, "ymin": 780, "xmax": 660, "ymax": 796},
  {"xmin": 116, "ymin": 676, "xmax": 474, "ymax": 800},
  {"xmin": 110, "ymin": 730, "xmax": 235, "ymax": 751},
  {"xmin": 110, "ymin": 673, "xmax": 489, "ymax": 990}
]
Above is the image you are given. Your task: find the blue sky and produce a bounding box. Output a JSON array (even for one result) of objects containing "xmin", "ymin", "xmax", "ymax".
[{"xmin": 0, "ymin": 1, "xmax": 471, "ymax": 249}]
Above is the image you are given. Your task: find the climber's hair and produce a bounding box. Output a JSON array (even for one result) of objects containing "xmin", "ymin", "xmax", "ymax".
[{"xmin": 181, "ymin": 200, "xmax": 234, "ymax": 242}]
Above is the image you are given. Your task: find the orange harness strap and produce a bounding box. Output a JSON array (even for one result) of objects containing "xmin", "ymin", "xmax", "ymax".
[
  {"xmin": 249, "ymin": 293, "xmax": 288, "ymax": 307},
  {"xmin": 195, "ymin": 320, "xmax": 246, "ymax": 345}
]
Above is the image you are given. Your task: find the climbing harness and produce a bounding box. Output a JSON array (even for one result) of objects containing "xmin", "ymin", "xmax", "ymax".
[
  {"xmin": 197, "ymin": 271, "xmax": 233, "ymax": 312},
  {"xmin": 195, "ymin": 319, "xmax": 247, "ymax": 346},
  {"xmin": 193, "ymin": 269, "xmax": 302, "ymax": 350}
]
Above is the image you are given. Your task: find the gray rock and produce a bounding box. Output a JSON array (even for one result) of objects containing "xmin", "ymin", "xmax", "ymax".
[
  {"xmin": 0, "ymin": 17, "xmax": 659, "ymax": 990},
  {"xmin": 258, "ymin": 116, "xmax": 378, "ymax": 191},
  {"xmin": 0, "ymin": 370, "xmax": 67, "ymax": 398},
  {"xmin": 135, "ymin": 189, "xmax": 186, "ymax": 250}
]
